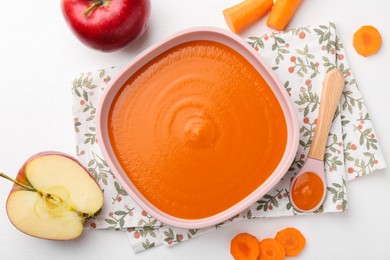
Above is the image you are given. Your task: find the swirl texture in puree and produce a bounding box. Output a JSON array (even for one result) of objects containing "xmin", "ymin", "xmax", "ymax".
[{"xmin": 108, "ymin": 40, "xmax": 287, "ymax": 219}]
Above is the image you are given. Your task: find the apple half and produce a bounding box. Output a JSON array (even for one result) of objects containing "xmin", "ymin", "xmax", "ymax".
[{"xmin": 1, "ymin": 152, "xmax": 104, "ymax": 240}]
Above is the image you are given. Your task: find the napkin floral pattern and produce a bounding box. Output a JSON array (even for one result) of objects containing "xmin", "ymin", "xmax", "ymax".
[{"xmin": 70, "ymin": 22, "xmax": 386, "ymax": 252}]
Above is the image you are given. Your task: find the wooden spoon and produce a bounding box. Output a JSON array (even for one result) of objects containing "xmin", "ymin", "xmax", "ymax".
[{"xmin": 290, "ymin": 68, "xmax": 344, "ymax": 212}]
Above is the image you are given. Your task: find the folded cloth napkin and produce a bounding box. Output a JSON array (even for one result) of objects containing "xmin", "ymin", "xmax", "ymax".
[{"xmin": 70, "ymin": 22, "xmax": 386, "ymax": 252}]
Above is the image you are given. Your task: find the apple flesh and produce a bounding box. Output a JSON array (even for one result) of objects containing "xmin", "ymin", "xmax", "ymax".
[
  {"xmin": 61, "ymin": 0, "xmax": 151, "ymax": 52},
  {"xmin": 2, "ymin": 152, "xmax": 104, "ymax": 240}
]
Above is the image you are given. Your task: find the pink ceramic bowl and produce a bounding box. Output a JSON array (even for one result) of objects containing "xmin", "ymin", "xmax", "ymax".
[{"xmin": 96, "ymin": 27, "xmax": 299, "ymax": 229}]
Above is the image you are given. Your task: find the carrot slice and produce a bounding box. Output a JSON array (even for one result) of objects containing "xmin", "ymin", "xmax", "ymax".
[
  {"xmin": 230, "ymin": 233, "xmax": 260, "ymax": 260},
  {"xmin": 266, "ymin": 0, "xmax": 302, "ymax": 31},
  {"xmin": 275, "ymin": 227, "xmax": 306, "ymax": 257},
  {"xmin": 353, "ymin": 26, "xmax": 382, "ymax": 57},
  {"xmin": 223, "ymin": 0, "xmax": 274, "ymax": 33},
  {"xmin": 258, "ymin": 238, "xmax": 285, "ymax": 260}
]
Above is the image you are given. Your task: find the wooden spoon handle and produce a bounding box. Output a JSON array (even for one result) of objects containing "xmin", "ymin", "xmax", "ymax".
[{"xmin": 308, "ymin": 68, "xmax": 344, "ymax": 161}]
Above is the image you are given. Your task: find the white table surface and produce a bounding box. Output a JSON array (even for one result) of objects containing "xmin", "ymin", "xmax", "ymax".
[{"xmin": 0, "ymin": 1, "xmax": 388, "ymax": 259}]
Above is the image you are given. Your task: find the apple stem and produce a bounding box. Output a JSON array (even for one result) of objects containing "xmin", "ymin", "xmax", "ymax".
[
  {"xmin": 84, "ymin": 0, "xmax": 104, "ymax": 17},
  {"xmin": 0, "ymin": 172, "xmax": 36, "ymax": 192},
  {"xmin": 0, "ymin": 172, "xmax": 63, "ymax": 203}
]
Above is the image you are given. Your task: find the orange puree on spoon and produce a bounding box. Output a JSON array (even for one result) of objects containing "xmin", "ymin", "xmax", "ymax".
[
  {"xmin": 291, "ymin": 171, "xmax": 324, "ymax": 211},
  {"xmin": 108, "ymin": 40, "xmax": 287, "ymax": 219}
]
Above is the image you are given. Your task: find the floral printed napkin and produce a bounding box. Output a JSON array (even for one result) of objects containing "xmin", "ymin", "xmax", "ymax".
[{"xmin": 70, "ymin": 22, "xmax": 386, "ymax": 252}]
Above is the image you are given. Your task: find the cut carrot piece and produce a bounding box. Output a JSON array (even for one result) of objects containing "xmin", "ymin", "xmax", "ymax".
[
  {"xmin": 230, "ymin": 233, "xmax": 260, "ymax": 260},
  {"xmin": 266, "ymin": 0, "xmax": 302, "ymax": 31},
  {"xmin": 258, "ymin": 238, "xmax": 285, "ymax": 260},
  {"xmin": 353, "ymin": 26, "xmax": 382, "ymax": 57},
  {"xmin": 223, "ymin": 0, "xmax": 274, "ymax": 33},
  {"xmin": 275, "ymin": 227, "xmax": 306, "ymax": 257}
]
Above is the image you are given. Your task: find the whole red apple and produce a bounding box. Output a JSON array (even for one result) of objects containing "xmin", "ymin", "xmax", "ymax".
[{"xmin": 61, "ymin": 0, "xmax": 151, "ymax": 52}]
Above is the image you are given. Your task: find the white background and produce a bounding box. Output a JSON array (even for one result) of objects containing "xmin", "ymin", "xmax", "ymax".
[{"xmin": 0, "ymin": 1, "xmax": 389, "ymax": 259}]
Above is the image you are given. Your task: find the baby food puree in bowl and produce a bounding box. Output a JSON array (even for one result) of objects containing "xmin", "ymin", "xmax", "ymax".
[{"xmin": 97, "ymin": 27, "xmax": 299, "ymax": 229}]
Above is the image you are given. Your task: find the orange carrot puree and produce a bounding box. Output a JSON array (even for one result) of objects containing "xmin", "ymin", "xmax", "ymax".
[
  {"xmin": 291, "ymin": 172, "xmax": 324, "ymax": 211},
  {"xmin": 108, "ymin": 40, "xmax": 287, "ymax": 219}
]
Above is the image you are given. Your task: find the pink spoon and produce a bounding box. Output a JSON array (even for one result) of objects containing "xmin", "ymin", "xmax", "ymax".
[{"xmin": 290, "ymin": 68, "xmax": 344, "ymax": 212}]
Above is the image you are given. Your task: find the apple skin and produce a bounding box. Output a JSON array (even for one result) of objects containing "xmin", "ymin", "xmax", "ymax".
[
  {"xmin": 6, "ymin": 151, "xmax": 103, "ymax": 240},
  {"xmin": 61, "ymin": 0, "xmax": 151, "ymax": 52}
]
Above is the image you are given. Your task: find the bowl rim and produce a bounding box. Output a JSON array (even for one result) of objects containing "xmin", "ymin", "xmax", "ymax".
[{"xmin": 96, "ymin": 26, "xmax": 299, "ymax": 229}]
